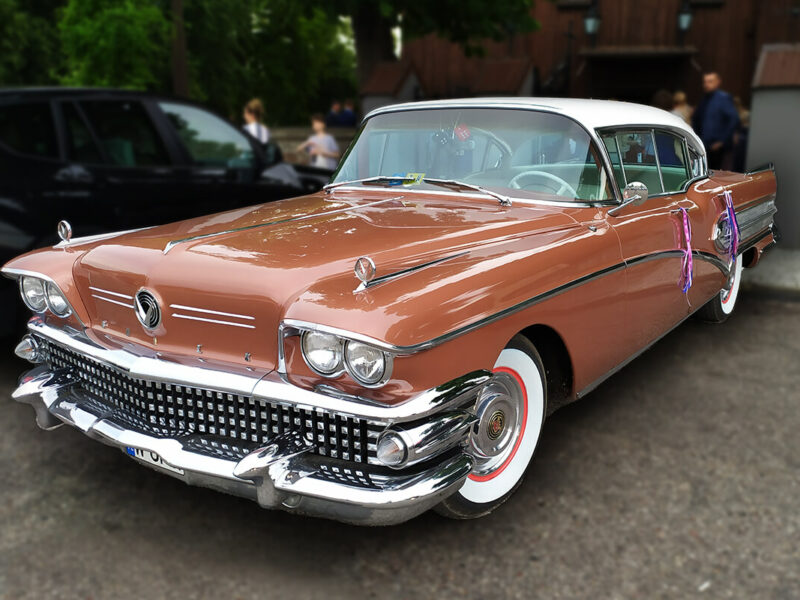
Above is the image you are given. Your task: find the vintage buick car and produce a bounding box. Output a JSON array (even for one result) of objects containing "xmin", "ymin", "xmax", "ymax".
[{"xmin": 4, "ymin": 98, "xmax": 777, "ymax": 525}]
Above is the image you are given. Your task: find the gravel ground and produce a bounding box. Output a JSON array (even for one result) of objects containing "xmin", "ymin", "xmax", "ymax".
[{"xmin": 1, "ymin": 294, "xmax": 798, "ymax": 600}]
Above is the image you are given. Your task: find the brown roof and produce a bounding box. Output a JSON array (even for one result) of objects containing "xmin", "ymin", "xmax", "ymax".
[
  {"xmin": 361, "ymin": 61, "xmax": 420, "ymax": 96},
  {"xmin": 471, "ymin": 59, "xmax": 532, "ymax": 94},
  {"xmin": 753, "ymin": 44, "xmax": 800, "ymax": 89}
]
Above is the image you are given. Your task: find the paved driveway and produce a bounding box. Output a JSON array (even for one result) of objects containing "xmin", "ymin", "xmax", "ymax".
[{"xmin": 1, "ymin": 295, "xmax": 798, "ymax": 600}]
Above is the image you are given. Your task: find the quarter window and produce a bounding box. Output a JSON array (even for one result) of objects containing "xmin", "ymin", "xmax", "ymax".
[
  {"xmin": 159, "ymin": 102, "xmax": 254, "ymax": 169},
  {"xmin": 79, "ymin": 100, "xmax": 169, "ymax": 167},
  {"xmin": 653, "ymin": 131, "xmax": 690, "ymax": 192},
  {"xmin": 0, "ymin": 102, "xmax": 58, "ymax": 159}
]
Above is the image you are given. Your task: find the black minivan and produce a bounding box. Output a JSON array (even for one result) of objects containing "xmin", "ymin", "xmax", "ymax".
[{"xmin": 0, "ymin": 88, "xmax": 331, "ymax": 337}]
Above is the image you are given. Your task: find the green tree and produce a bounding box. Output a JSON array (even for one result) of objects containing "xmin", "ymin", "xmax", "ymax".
[
  {"xmin": 0, "ymin": 0, "xmax": 62, "ymax": 85},
  {"xmin": 59, "ymin": 0, "xmax": 171, "ymax": 89},
  {"xmin": 301, "ymin": 0, "xmax": 540, "ymax": 86}
]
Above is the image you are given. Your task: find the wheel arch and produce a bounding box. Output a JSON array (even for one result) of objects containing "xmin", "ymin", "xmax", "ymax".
[{"xmin": 517, "ymin": 324, "xmax": 574, "ymax": 415}]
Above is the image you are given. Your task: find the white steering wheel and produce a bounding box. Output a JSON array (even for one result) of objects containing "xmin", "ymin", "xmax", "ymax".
[{"xmin": 509, "ymin": 170, "xmax": 578, "ymax": 198}]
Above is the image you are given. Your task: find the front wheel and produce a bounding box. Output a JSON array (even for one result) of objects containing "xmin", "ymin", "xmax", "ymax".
[
  {"xmin": 696, "ymin": 253, "xmax": 743, "ymax": 323},
  {"xmin": 435, "ymin": 334, "xmax": 547, "ymax": 519}
]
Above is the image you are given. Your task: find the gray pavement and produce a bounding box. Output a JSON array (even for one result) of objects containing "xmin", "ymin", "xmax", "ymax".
[{"xmin": 1, "ymin": 294, "xmax": 799, "ymax": 600}]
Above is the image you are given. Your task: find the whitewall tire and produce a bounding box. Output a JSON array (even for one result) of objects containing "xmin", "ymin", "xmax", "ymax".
[
  {"xmin": 435, "ymin": 334, "xmax": 546, "ymax": 519},
  {"xmin": 697, "ymin": 254, "xmax": 743, "ymax": 323}
]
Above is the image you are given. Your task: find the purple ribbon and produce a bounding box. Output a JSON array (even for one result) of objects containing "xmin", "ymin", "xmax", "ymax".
[
  {"xmin": 722, "ymin": 189, "xmax": 740, "ymax": 260},
  {"xmin": 678, "ymin": 207, "xmax": 693, "ymax": 294}
]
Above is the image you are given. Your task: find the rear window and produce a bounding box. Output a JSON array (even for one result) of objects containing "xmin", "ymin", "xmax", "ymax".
[{"xmin": 0, "ymin": 102, "xmax": 58, "ymax": 159}]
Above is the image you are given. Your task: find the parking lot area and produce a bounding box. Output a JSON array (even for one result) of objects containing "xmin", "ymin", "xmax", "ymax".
[{"xmin": 1, "ymin": 294, "xmax": 798, "ymax": 600}]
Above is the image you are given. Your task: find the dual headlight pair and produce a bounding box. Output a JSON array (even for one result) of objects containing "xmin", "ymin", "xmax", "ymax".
[
  {"xmin": 19, "ymin": 276, "xmax": 72, "ymax": 318},
  {"xmin": 300, "ymin": 330, "xmax": 393, "ymax": 387}
]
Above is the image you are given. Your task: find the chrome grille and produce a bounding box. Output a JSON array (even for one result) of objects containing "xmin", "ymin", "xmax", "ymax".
[{"xmin": 38, "ymin": 337, "xmax": 382, "ymax": 464}]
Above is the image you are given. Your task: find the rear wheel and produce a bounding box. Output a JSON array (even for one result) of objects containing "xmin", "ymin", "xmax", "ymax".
[
  {"xmin": 435, "ymin": 334, "xmax": 546, "ymax": 519},
  {"xmin": 696, "ymin": 254, "xmax": 743, "ymax": 323}
]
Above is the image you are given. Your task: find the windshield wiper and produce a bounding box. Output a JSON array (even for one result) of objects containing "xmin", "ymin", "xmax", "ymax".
[
  {"xmin": 324, "ymin": 175, "xmax": 512, "ymax": 207},
  {"xmin": 422, "ymin": 178, "xmax": 512, "ymax": 207},
  {"xmin": 323, "ymin": 176, "xmax": 414, "ymax": 192}
]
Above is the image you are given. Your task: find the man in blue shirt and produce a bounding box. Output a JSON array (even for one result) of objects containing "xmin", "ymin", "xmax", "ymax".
[{"xmin": 692, "ymin": 72, "xmax": 740, "ymax": 170}]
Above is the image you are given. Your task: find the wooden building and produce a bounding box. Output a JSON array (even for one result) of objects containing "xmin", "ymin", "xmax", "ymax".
[{"xmin": 368, "ymin": 0, "xmax": 800, "ymax": 107}]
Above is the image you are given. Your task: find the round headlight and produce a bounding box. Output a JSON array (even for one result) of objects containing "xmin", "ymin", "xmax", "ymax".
[
  {"xmin": 301, "ymin": 331, "xmax": 343, "ymax": 375},
  {"xmin": 20, "ymin": 277, "xmax": 47, "ymax": 312},
  {"xmin": 376, "ymin": 431, "xmax": 408, "ymax": 468},
  {"xmin": 45, "ymin": 282, "xmax": 71, "ymax": 317},
  {"xmin": 344, "ymin": 341, "xmax": 387, "ymax": 385}
]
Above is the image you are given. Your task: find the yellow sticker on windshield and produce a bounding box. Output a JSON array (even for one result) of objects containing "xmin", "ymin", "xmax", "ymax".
[{"xmin": 404, "ymin": 172, "xmax": 425, "ymax": 185}]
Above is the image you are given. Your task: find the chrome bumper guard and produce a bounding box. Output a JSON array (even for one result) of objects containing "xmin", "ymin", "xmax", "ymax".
[{"xmin": 12, "ymin": 323, "xmax": 490, "ymax": 526}]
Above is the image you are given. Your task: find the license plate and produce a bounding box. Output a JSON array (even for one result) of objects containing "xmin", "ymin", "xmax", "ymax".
[{"xmin": 125, "ymin": 447, "xmax": 184, "ymax": 475}]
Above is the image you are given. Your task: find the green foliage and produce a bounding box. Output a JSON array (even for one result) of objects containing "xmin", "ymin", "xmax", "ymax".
[
  {"xmin": 0, "ymin": 0, "xmax": 61, "ymax": 85},
  {"xmin": 59, "ymin": 0, "xmax": 171, "ymax": 89}
]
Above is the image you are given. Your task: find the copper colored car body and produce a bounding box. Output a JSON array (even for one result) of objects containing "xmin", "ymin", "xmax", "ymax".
[{"xmin": 4, "ymin": 99, "xmax": 777, "ymax": 525}]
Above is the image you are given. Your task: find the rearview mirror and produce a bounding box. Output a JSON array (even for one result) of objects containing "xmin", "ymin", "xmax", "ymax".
[{"xmin": 609, "ymin": 181, "xmax": 649, "ymax": 217}]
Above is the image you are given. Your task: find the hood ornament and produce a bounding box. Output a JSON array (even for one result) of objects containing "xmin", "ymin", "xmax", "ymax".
[
  {"xmin": 57, "ymin": 220, "xmax": 72, "ymax": 244},
  {"xmin": 354, "ymin": 256, "xmax": 376, "ymax": 289}
]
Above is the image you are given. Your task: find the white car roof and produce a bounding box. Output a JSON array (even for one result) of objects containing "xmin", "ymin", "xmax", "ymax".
[{"xmin": 366, "ymin": 97, "xmax": 705, "ymax": 154}]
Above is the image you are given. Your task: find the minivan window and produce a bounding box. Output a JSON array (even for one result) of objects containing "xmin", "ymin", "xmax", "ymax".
[
  {"xmin": 159, "ymin": 102, "xmax": 254, "ymax": 169},
  {"xmin": 0, "ymin": 102, "xmax": 58, "ymax": 159},
  {"xmin": 80, "ymin": 100, "xmax": 169, "ymax": 167}
]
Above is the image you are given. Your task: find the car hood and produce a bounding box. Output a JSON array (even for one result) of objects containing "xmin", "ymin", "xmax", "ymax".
[{"xmin": 71, "ymin": 189, "xmax": 581, "ymax": 370}]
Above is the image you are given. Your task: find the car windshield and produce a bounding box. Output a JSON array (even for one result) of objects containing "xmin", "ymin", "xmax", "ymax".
[{"xmin": 332, "ymin": 107, "xmax": 613, "ymax": 202}]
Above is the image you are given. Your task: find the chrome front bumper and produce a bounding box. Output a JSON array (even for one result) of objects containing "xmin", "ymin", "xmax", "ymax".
[{"xmin": 12, "ymin": 322, "xmax": 489, "ymax": 526}]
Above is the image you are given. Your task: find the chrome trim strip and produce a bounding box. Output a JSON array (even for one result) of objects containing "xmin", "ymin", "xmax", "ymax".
[
  {"xmin": 171, "ymin": 313, "xmax": 256, "ymax": 329},
  {"xmin": 286, "ymin": 249, "xmax": 730, "ymax": 356},
  {"xmin": 169, "ymin": 304, "xmax": 255, "ymax": 320},
  {"xmin": 53, "ymin": 226, "xmax": 155, "ymax": 248},
  {"xmin": 355, "ymin": 251, "xmax": 470, "ymax": 292},
  {"xmin": 89, "ymin": 286, "xmax": 133, "ymax": 300},
  {"xmin": 163, "ymin": 196, "xmax": 404, "ymax": 254},
  {"xmin": 91, "ymin": 294, "xmax": 134, "ymax": 309}
]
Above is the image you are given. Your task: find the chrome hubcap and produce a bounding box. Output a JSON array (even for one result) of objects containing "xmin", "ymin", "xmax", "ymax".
[{"xmin": 469, "ymin": 372, "xmax": 524, "ymax": 476}]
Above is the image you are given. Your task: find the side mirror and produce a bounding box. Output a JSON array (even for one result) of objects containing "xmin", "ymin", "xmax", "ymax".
[{"xmin": 609, "ymin": 181, "xmax": 649, "ymax": 216}]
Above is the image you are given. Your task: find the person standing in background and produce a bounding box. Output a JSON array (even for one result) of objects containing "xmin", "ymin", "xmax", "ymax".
[
  {"xmin": 325, "ymin": 101, "xmax": 342, "ymax": 128},
  {"xmin": 297, "ymin": 113, "xmax": 339, "ymax": 170},
  {"xmin": 242, "ymin": 98, "xmax": 269, "ymax": 146},
  {"xmin": 671, "ymin": 91, "xmax": 693, "ymax": 124},
  {"xmin": 692, "ymin": 72, "xmax": 739, "ymax": 170},
  {"xmin": 339, "ymin": 99, "xmax": 357, "ymax": 127}
]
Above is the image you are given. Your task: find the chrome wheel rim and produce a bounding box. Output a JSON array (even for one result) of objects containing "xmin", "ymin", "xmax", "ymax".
[{"xmin": 469, "ymin": 372, "xmax": 524, "ymax": 476}]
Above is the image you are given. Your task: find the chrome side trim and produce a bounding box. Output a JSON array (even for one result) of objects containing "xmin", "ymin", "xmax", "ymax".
[
  {"xmin": 163, "ymin": 196, "xmax": 404, "ymax": 254},
  {"xmin": 169, "ymin": 304, "xmax": 255, "ymax": 320},
  {"xmin": 88, "ymin": 286, "xmax": 133, "ymax": 300},
  {"xmin": 285, "ymin": 249, "xmax": 730, "ymax": 356},
  {"xmin": 53, "ymin": 226, "xmax": 155, "ymax": 248},
  {"xmin": 91, "ymin": 294, "xmax": 134, "ymax": 309},
  {"xmin": 171, "ymin": 313, "xmax": 256, "ymax": 329},
  {"xmin": 355, "ymin": 251, "xmax": 469, "ymax": 292}
]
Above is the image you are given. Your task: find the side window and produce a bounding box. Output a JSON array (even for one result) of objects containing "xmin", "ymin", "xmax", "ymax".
[
  {"xmin": 158, "ymin": 102, "xmax": 254, "ymax": 169},
  {"xmin": 79, "ymin": 100, "xmax": 169, "ymax": 167},
  {"xmin": 688, "ymin": 145, "xmax": 705, "ymax": 179},
  {"xmin": 654, "ymin": 131, "xmax": 690, "ymax": 192},
  {"xmin": 615, "ymin": 131, "xmax": 664, "ymax": 194},
  {"xmin": 62, "ymin": 103, "xmax": 103, "ymax": 164},
  {"xmin": 602, "ymin": 135, "xmax": 625, "ymax": 189},
  {"xmin": 0, "ymin": 101, "xmax": 58, "ymax": 159}
]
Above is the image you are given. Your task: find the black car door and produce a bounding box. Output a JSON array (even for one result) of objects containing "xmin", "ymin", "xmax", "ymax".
[{"xmin": 59, "ymin": 97, "xmax": 198, "ymax": 231}]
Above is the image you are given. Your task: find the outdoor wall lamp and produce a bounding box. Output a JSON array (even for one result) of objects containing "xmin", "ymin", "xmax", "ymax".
[
  {"xmin": 678, "ymin": 0, "xmax": 693, "ymax": 44},
  {"xmin": 583, "ymin": 0, "xmax": 600, "ymax": 47}
]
